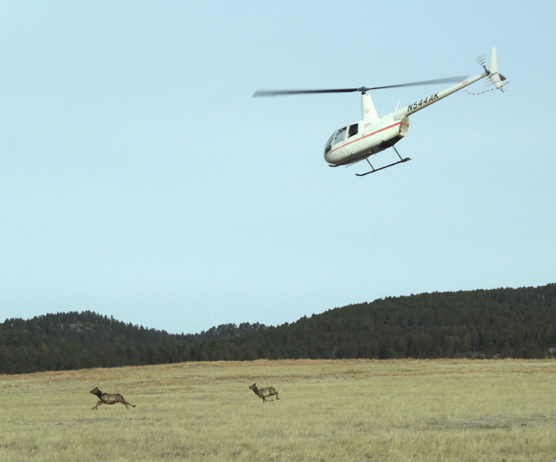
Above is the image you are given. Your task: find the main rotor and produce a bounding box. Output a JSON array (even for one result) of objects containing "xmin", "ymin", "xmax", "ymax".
[{"xmin": 252, "ymin": 76, "xmax": 467, "ymax": 98}]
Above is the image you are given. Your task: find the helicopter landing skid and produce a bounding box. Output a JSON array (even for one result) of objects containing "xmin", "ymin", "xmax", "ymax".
[{"xmin": 355, "ymin": 147, "xmax": 410, "ymax": 177}]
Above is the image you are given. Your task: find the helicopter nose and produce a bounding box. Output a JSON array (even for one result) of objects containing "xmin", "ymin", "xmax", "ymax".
[
  {"xmin": 324, "ymin": 152, "xmax": 335, "ymax": 164},
  {"xmin": 324, "ymin": 150, "xmax": 342, "ymax": 165}
]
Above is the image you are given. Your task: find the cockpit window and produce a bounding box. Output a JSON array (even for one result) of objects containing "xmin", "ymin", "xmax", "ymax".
[
  {"xmin": 348, "ymin": 123, "xmax": 358, "ymax": 138},
  {"xmin": 333, "ymin": 126, "xmax": 347, "ymax": 145},
  {"xmin": 324, "ymin": 132, "xmax": 335, "ymax": 154}
]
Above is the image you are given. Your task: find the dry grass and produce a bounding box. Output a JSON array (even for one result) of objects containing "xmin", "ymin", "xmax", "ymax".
[{"xmin": 1, "ymin": 359, "xmax": 555, "ymax": 461}]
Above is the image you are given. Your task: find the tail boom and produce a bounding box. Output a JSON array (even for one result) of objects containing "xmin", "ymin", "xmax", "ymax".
[{"xmin": 392, "ymin": 47, "xmax": 506, "ymax": 120}]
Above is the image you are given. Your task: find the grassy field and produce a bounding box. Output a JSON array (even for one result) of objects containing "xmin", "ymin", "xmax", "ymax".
[{"xmin": 0, "ymin": 359, "xmax": 555, "ymax": 461}]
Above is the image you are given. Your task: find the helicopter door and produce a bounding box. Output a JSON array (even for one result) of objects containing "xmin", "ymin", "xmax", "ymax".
[{"xmin": 348, "ymin": 123, "xmax": 358, "ymax": 138}]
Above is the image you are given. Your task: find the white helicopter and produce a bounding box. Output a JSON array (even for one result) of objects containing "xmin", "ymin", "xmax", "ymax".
[{"xmin": 254, "ymin": 48, "xmax": 506, "ymax": 176}]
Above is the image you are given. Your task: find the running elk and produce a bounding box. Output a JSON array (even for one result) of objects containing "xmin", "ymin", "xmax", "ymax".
[
  {"xmin": 249, "ymin": 383, "xmax": 279, "ymax": 403},
  {"xmin": 90, "ymin": 387, "xmax": 136, "ymax": 410}
]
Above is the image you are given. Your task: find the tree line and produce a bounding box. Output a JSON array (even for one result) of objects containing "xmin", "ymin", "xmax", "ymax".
[{"xmin": 1, "ymin": 284, "xmax": 555, "ymax": 374}]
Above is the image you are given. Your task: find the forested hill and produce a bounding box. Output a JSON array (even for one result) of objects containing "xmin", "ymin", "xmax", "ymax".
[
  {"xmin": 234, "ymin": 284, "xmax": 556, "ymax": 361},
  {"xmin": 0, "ymin": 312, "xmax": 267, "ymax": 374},
  {"xmin": 2, "ymin": 284, "xmax": 556, "ymax": 374},
  {"xmin": 0, "ymin": 311, "xmax": 267, "ymax": 345}
]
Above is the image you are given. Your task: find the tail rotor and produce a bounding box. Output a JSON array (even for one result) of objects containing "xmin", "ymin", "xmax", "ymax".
[
  {"xmin": 477, "ymin": 55, "xmax": 487, "ymax": 73},
  {"xmin": 467, "ymin": 48, "xmax": 508, "ymax": 94}
]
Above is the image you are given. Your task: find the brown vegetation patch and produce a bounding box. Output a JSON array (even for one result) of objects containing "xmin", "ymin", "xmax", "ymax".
[{"xmin": 428, "ymin": 414, "xmax": 555, "ymax": 431}]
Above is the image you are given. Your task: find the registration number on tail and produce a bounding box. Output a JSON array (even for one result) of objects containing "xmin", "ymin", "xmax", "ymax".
[{"xmin": 408, "ymin": 93, "xmax": 439, "ymax": 111}]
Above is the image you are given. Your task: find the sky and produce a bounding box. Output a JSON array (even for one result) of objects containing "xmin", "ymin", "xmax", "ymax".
[{"xmin": 1, "ymin": 1, "xmax": 555, "ymax": 335}]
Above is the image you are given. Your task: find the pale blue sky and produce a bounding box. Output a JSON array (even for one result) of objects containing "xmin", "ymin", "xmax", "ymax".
[{"xmin": 1, "ymin": 1, "xmax": 555, "ymax": 334}]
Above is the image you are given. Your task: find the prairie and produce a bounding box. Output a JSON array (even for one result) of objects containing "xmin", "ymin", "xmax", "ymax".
[{"xmin": 0, "ymin": 359, "xmax": 555, "ymax": 461}]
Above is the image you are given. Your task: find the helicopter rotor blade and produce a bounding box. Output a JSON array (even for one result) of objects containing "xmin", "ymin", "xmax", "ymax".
[
  {"xmin": 253, "ymin": 88, "xmax": 363, "ymax": 97},
  {"xmin": 252, "ymin": 75, "xmax": 468, "ymax": 97}
]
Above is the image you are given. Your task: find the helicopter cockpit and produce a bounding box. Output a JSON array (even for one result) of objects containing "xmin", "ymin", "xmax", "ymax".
[{"xmin": 324, "ymin": 123, "xmax": 359, "ymax": 155}]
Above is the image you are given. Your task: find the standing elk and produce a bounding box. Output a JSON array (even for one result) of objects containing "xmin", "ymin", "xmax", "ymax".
[
  {"xmin": 90, "ymin": 387, "xmax": 136, "ymax": 410},
  {"xmin": 249, "ymin": 383, "xmax": 279, "ymax": 403}
]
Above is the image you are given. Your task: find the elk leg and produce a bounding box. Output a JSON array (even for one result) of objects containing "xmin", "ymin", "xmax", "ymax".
[{"xmin": 119, "ymin": 399, "xmax": 135, "ymax": 409}]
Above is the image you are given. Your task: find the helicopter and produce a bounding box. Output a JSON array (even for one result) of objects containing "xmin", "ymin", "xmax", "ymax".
[{"xmin": 253, "ymin": 48, "xmax": 506, "ymax": 176}]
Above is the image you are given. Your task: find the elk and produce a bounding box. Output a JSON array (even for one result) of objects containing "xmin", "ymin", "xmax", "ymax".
[
  {"xmin": 90, "ymin": 387, "xmax": 136, "ymax": 410},
  {"xmin": 249, "ymin": 383, "xmax": 279, "ymax": 403}
]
